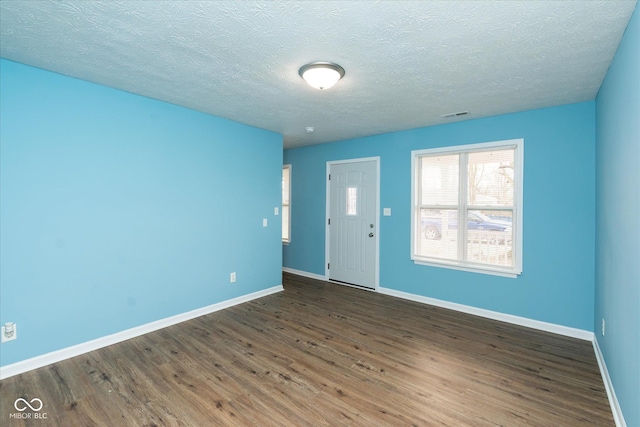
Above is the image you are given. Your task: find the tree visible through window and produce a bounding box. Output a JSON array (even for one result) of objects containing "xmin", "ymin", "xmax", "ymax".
[{"xmin": 411, "ymin": 139, "xmax": 523, "ymax": 277}]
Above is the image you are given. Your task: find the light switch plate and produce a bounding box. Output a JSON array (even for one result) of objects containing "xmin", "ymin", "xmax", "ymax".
[
  {"xmin": 263, "ymin": 218, "xmax": 268, "ymax": 227},
  {"xmin": 274, "ymin": 207, "xmax": 279, "ymax": 215},
  {"xmin": 383, "ymin": 208, "xmax": 391, "ymax": 216}
]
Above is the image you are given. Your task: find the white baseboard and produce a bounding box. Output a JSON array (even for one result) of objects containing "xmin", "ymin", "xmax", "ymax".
[
  {"xmin": 378, "ymin": 287, "xmax": 594, "ymax": 341},
  {"xmin": 282, "ymin": 267, "xmax": 326, "ymax": 281},
  {"xmin": 0, "ymin": 285, "xmax": 283, "ymax": 380},
  {"xmin": 593, "ymin": 337, "xmax": 627, "ymax": 427}
]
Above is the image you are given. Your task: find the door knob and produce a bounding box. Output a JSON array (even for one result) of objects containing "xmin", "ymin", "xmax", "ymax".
[{"xmin": 369, "ymin": 232, "xmax": 374, "ymax": 237}]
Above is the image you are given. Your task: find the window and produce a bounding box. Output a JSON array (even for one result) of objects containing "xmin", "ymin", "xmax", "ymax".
[
  {"xmin": 411, "ymin": 139, "xmax": 523, "ymax": 277},
  {"xmin": 346, "ymin": 187, "xmax": 358, "ymax": 215},
  {"xmin": 282, "ymin": 165, "xmax": 291, "ymax": 243}
]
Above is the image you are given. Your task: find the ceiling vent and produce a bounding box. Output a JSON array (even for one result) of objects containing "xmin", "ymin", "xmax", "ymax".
[{"xmin": 441, "ymin": 111, "xmax": 469, "ymax": 119}]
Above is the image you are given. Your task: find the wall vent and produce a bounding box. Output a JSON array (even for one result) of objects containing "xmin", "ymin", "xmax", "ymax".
[{"xmin": 441, "ymin": 111, "xmax": 469, "ymax": 119}]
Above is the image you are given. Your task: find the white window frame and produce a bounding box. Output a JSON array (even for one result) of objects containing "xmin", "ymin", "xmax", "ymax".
[
  {"xmin": 411, "ymin": 139, "xmax": 523, "ymax": 278},
  {"xmin": 282, "ymin": 164, "xmax": 291, "ymax": 244}
]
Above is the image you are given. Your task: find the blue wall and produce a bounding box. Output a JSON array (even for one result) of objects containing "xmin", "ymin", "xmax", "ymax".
[
  {"xmin": 0, "ymin": 59, "xmax": 283, "ymax": 367},
  {"xmin": 284, "ymin": 102, "xmax": 596, "ymax": 331},
  {"xmin": 595, "ymin": 4, "xmax": 640, "ymax": 426}
]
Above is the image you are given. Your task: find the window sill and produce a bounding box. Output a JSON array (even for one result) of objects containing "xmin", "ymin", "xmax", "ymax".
[{"xmin": 412, "ymin": 258, "xmax": 520, "ymax": 278}]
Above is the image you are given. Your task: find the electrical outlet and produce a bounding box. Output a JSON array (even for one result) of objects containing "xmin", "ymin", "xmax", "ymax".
[
  {"xmin": 2, "ymin": 322, "xmax": 17, "ymax": 343},
  {"xmin": 230, "ymin": 272, "xmax": 236, "ymax": 283},
  {"xmin": 602, "ymin": 318, "xmax": 605, "ymax": 336},
  {"xmin": 274, "ymin": 207, "xmax": 279, "ymax": 215},
  {"xmin": 263, "ymin": 218, "xmax": 268, "ymax": 227}
]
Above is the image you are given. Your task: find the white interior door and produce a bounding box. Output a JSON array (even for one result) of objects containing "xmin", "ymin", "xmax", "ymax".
[{"xmin": 327, "ymin": 159, "xmax": 378, "ymax": 290}]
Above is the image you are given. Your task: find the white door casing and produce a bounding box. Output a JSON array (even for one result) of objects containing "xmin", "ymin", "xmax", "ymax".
[{"xmin": 326, "ymin": 158, "xmax": 379, "ymax": 290}]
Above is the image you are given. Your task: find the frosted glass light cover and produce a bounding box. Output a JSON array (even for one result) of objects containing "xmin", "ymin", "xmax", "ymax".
[
  {"xmin": 299, "ymin": 62, "xmax": 345, "ymax": 90},
  {"xmin": 302, "ymin": 68, "xmax": 340, "ymax": 89}
]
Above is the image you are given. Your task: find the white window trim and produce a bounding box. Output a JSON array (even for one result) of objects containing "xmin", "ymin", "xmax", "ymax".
[
  {"xmin": 282, "ymin": 164, "xmax": 291, "ymax": 244},
  {"xmin": 411, "ymin": 139, "xmax": 523, "ymax": 278}
]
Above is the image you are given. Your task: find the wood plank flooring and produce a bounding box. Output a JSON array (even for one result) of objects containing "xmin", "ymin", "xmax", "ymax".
[{"xmin": 1, "ymin": 272, "xmax": 614, "ymax": 426}]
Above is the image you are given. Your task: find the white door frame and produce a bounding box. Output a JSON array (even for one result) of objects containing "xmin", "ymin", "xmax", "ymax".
[{"xmin": 325, "ymin": 156, "xmax": 380, "ymax": 291}]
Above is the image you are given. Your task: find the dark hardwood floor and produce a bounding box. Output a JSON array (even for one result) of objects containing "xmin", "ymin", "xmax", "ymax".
[{"xmin": 1, "ymin": 272, "xmax": 613, "ymax": 426}]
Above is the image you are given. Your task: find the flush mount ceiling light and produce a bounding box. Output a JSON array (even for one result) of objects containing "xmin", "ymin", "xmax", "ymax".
[{"xmin": 299, "ymin": 62, "xmax": 345, "ymax": 90}]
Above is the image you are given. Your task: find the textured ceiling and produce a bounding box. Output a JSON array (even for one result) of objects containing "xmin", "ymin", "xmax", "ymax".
[{"xmin": 0, "ymin": 1, "xmax": 637, "ymax": 148}]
